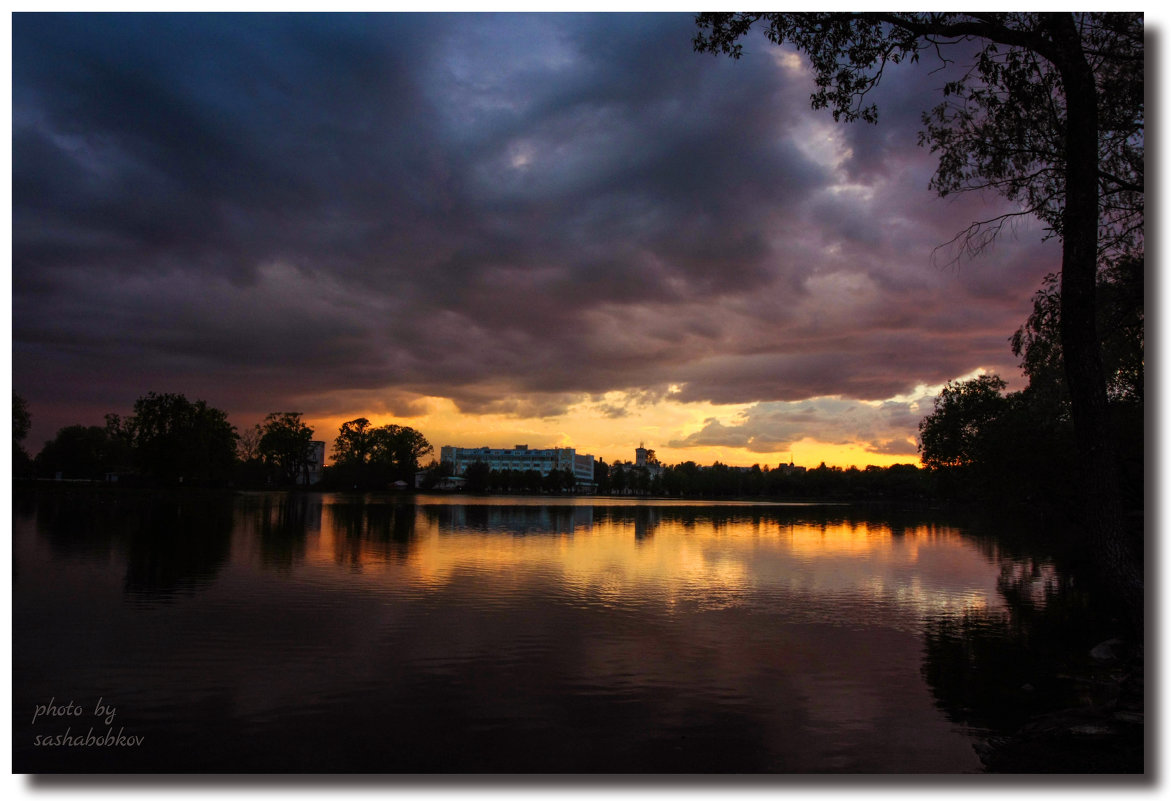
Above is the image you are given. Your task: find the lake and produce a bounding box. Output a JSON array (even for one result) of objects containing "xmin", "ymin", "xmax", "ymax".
[{"xmin": 12, "ymin": 489, "xmax": 1106, "ymax": 773}]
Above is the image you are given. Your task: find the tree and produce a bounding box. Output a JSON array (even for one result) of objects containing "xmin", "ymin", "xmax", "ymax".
[
  {"xmin": 331, "ymin": 417, "xmax": 432, "ymax": 488},
  {"xmin": 333, "ymin": 418, "xmax": 375, "ymax": 462},
  {"xmin": 237, "ymin": 423, "xmax": 263, "ymax": 462},
  {"xmin": 34, "ymin": 425, "xmax": 124, "ymax": 480},
  {"xmin": 918, "ymin": 375, "xmax": 1010, "ymax": 470},
  {"xmin": 13, "ymin": 393, "xmax": 30, "ymax": 445},
  {"xmin": 610, "ymin": 465, "xmax": 627, "ymax": 495},
  {"xmin": 372, "ymin": 424, "xmax": 433, "ymax": 484},
  {"xmin": 695, "ymin": 12, "xmax": 1143, "ymax": 619},
  {"xmin": 330, "ymin": 417, "xmax": 378, "ymax": 487},
  {"xmin": 125, "ymin": 392, "xmax": 237, "ymax": 484},
  {"xmin": 13, "ymin": 393, "xmax": 32, "ymax": 475},
  {"xmin": 463, "ymin": 460, "xmax": 490, "ymax": 493},
  {"xmin": 1011, "ymin": 254, "xmax": 1144, "ymax": 410},
  {"xmin": 415, "ymin": 459, "xmax": 451, "ymax": 491},
  {"xmin": 594, "ymin": 459, "xmax": 611, "ymax": 494},
  {"xmin": 232, "ymin": 422, "xmax": 268, "ymax": 486},
  {"xmin": 1010, "ymin": 256, "xmax": 1144, "ymax": 510},
  {"xmin": 258, "ymin": 412, "xmax": 314, "ymax": 486}
]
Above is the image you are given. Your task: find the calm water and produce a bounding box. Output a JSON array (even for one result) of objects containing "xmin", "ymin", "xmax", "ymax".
[{"xmin": 12, "ymin": 489, "xmax": 1093, "ymax": 773}]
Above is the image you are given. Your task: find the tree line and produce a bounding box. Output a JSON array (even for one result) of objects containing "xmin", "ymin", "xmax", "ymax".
[
  {"xmin": 439, "ymin": 462, "xmax": 582, "ymax": 495},
  {"xmin": 12, "ymin": 392, "xmax": 432, "ymax": 490},
  {"xmin": 596, "ymin": 460, "xmax": 930, "ymax": 502}
]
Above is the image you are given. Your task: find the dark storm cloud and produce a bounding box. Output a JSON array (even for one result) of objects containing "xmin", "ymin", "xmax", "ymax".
[{"xmin": 13, "ymin": 12, "xmax": 1058, "ymax": 446}]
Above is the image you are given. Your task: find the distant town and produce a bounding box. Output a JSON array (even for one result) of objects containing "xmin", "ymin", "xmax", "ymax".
[{"xmin": 425, "ymin": 442, "xmax": 817, "ymax": 498}]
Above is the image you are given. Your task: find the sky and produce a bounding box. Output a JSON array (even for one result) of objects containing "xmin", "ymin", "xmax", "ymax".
[{"xmin": 11, "ymin": 11, "xmax": 1067, "ymax": 469}]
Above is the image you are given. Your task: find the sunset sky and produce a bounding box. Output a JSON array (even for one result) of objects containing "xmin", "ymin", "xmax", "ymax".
[{"xmin": 12, "ymin": 12, "xmax": 1066, "ymax": 469}]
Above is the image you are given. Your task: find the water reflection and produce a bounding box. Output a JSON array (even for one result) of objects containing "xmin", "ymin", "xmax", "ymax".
[
  {"xmin": 422, "ymin": 503, "xmax": 595, "ymax": 535},
  {"xmin": 241, "ymin": 492, "xmax": 321, "ymax": 570},
  {"xmin": 922, "ymin": 556, "xmax": 1115, "ymax": 733},
  {"xmin": 27, "ymin": 489, "xmax": 235, "ymax": 602},
  {"xmin": 12, "ymin": 490, "xmax": 1113, "ymax": 772},
  {"xmin": 327, "ymin": 499, "xmax": 418, "ymax": 566},
  {"xmin": 122, "ymin": 496, "xmax": 233, "ymax": 602},
  {"xmin": 368, "ymin": 504, "xmax": 1003, "ymax": 630}
]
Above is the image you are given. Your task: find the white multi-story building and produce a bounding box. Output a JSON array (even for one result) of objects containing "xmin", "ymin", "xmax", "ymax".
[{"xmin": 440, "ymin": 444, "xmax": 595, "ymax": 485}]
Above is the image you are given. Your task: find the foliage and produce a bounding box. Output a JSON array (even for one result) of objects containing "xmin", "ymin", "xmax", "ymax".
[
  {"xmin": 16, "ymin": 393, "xmax": 447, "ymax": 494},
  {"xmin": 374, "ymin": 424, "xmax": 432, "ymax": 482},
  {"xmin": 33, "ymin": 425, "xmax": 130, "ymax": 481},
  {"xmin": 13, "ymin": 393, "xmax": 31, "ymax": 444},
  {"xmin": 694, "ymin": 12, "xmax": 1142, "ymax": 260},
  {"xmin": 572, "ymin": 459, "xmax": 931, "ymax": 502},
  {"xmin": 332, "ymin": 418, "xmax": 377, "ymax": 467},
  {"xmin": 123, "ymin": 392, "xmax": 238, "ymax": 485},
  {"xmin": 593, "ymin": 459, "xmax": 610, "ymax": 493},
  {"xmin": 912, "ymin": 252, "xmax": 1143, "ymax": 511},
  {"xmin": 918, "ymin": 375, "xmax": 1010, "ymax": 470},
  {"xmin": 462, "ymin": 460, "xmax": 491, "ymax": 493},
  {"xmin": 258, "ymin": 412, "xmax": 315, "ymax": 486},
  {"xmin": 237, "ymin": 423, "xmax": 263, "ymax": 462},
  {"xmin": 329, "ymin": 417, "xmax": 432, "ymax": 488},
  {"xmin": 919, "ymin": 376, "xmax": 1084, "ymax": 506},
  {"xmin": 1011, "ymin": 254, "xmax": 1144, "ymax": 409},
  {"xmin": 13, "ymin": 393, "xmax": 33, "ymax": 475},
  {"xmin": 414, "ymin": 459, "xmax": 452, "ymax": 491}
]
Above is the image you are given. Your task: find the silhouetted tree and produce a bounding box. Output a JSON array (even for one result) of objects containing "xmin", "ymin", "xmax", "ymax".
[
  {"xmin": 330, "ymin": 417, "xmax": 432, "ymax": 488},
  {"xmin": 375, "ymin": 424, "xmax": 433, "ymax": 484},
  {"xmin": 594, "ymin": 459, "xmax": 610, "ymax": 494},
  {"xmin": 610, "ymin": 465, "xmax": 628, "ymax": 495},
  {"xmin": 919, "ymin": 375, "xmax": 1011, "ymax": 471},
  {"xmin": 34, "ymin": 425, "xmax": 121, "ymax": 480},
  {"xmin": 1012, "ymin": 254, "xmax": 1144, "ymax": 412},
  {"xmin": 1011, "ymin": 257, "xmax": 1144, "ymax": 511},
  {"xmin": 258, "ymin": 412, "xmax": 314, "ymax": 486},
  {"xmin": 463, "ymin": 460, "xmax": 490, "ymax": 493},
  {"xmin": 237, "ymin": 423, "xmax": 263, "ymax": 462},
  {"xmin": 330, "ymin": 417, "xmax": 377, "ymax": 487},
  {"xmin": 231, "ymin": 422, "xmax": 267, "ymax": 486},
  {"xmin": 333, "ymin": 417, "xmax": 377, "ymax": 466},
  {"xmin": 695, "ymin": 12, "xmax": 1144, "ymax": 619},
  {"xmin": 919, "ymin": 376, "xmax": 1078, "ymax": 506},
  {"xmin": 415, "ymin": 459, "xmax": 451, "ymax": 491},
  {"xmin": 123, "ymin": 392, "xmax": 237, "ymax": 485},
  {"xmin": 13, "ymin": 393, "xmax": 32, "ymax": 476}
]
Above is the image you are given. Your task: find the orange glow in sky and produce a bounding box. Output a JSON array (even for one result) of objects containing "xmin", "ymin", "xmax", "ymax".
[{"xmin": 301, "ymin": 390, "xmax": 928, "ymax": 471}]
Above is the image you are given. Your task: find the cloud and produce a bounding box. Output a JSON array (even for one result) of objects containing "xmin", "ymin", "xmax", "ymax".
[
  {"xmin": 13, "ymin": 13, "xmax": 1058, "ymax": 449},
  {"xmin": 668, "ymin": 395, "xmax": 935, "ymax": 456}
]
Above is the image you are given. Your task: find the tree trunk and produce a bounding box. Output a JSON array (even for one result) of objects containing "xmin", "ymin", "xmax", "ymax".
[{"xmin": 1049, "ymin": 14, "xmax": 1144, "ymax": 628}]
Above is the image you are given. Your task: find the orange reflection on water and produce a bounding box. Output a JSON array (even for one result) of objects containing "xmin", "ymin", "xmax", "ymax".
[{"xmin": 304, "ymin": 504, "xmax": 1001, "ymax": 623}]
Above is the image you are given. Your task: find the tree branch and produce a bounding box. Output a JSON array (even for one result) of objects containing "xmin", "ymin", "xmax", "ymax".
[{"xmin": 873, "ymin": 13, "xmax": 1061, "ymax": 63}]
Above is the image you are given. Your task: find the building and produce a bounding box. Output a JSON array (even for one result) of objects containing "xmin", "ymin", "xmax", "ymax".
[
  {"xmin": 610, "ymin": 443, "xmax": 664, "ymax": 480},
  {"xmin": 414, "ymin": 474, "xmax": 466, "ymax": 491},
  {"xmin": 774, "ymin": 455, "xmax": 806, "ymax": 475},
  {"xmin": 440, "ymin": 444, "xmax": 596, "ymax": 486},
  {"xmin": 300, "ymin": 441, "xmax": 326, "ymax": 485}
]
